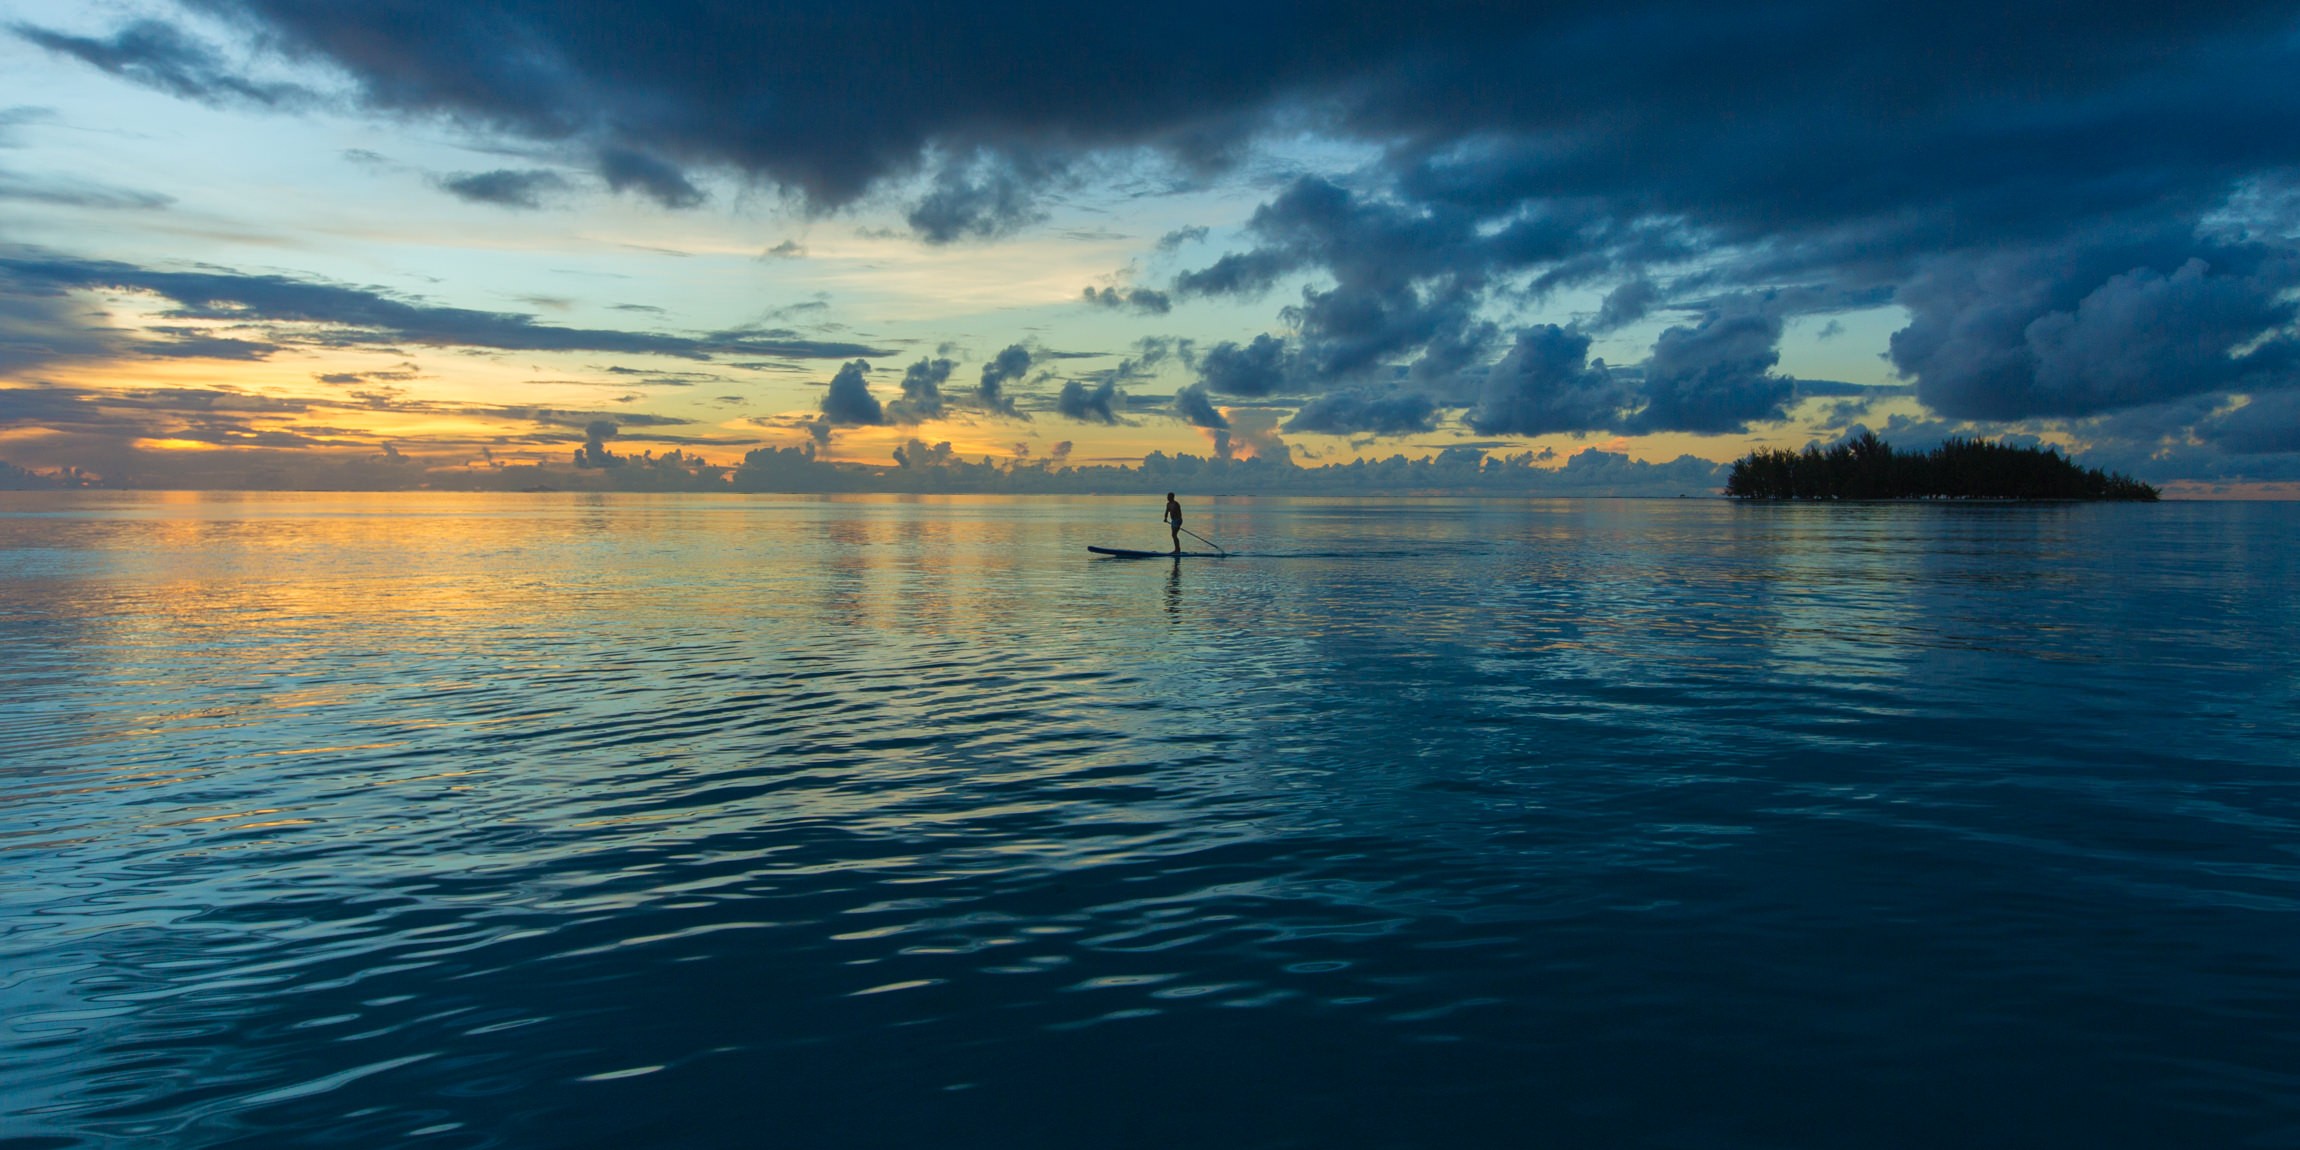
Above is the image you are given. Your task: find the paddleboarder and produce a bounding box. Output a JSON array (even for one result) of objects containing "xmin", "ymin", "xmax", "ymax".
[{"xmin": 1163, "ymin": 492, "xmax": 1183, "ymax": 555}]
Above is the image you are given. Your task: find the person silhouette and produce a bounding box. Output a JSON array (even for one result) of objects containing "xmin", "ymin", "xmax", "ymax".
[{"xmin": 1163, "ymin": 492, "xmax": 1183, "ymax": 555}]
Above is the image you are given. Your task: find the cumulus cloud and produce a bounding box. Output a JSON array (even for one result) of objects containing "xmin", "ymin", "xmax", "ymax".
[
  {"xmin": 2198, "ymin": 391, "xmax": 2300, "ymax": 455},
  {"xmin": 1893, "ymin": 245, "xmax": 2300, "ymax": 420},
  {"xmin": 886, "ymin": 356, "xmax": 953, "ymax": 423},
  {"xmin": 1224, "ymin": 408, "xmax": 1291, "ymax": 463},
  {"xmin": 891, "ymin": 438, "xmax": 956, "ymax": 468},
  {"xmin": 1627, "ymin": 310, "xmax": 1795, "ymax": 434},
  {"xmin": 907, "ymin": 153, "xmax": 1050, "ymax": 242},
  {"xmin": 1175, "ymin": 177, "xmax": 1605, "ymax": 391},
  {"xmin": 818, "ymin": 359, "xmax": 885, "ymax": 425},
  {"xmin": 1171, "ymin": 383, "xmax": 1227, "ymax": 430},
  {"xmin": 573, "ymin": 419, "xmax": 621, "ymax": 467},
  {"xmin": 1197, "ymin": 333, "xmax": 1293, "ymax": 397},
  {"xmin": 1467, "ymin": 325, "xmax": 1630, "ymax": 436},
  {"xmin": 975, "ymin": 343, "xmax": 1031, "ymax": 418},
  {"xmin": 1540, "ymin": 447, "xmax": 1725, "ymax": 494},
  {"xmin": 1057, "ymin": 379, "xmax": 1122, "ymax": 424}
]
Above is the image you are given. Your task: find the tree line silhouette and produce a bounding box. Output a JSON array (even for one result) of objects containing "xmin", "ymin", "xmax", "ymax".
[{"xmin": 1726, "ymin": 433, "xmax": 2159, "ymax": 501}]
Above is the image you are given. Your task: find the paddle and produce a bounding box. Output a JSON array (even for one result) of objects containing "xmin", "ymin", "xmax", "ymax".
[{"xmin": 1171, "ymin": 522, "xmax": 1228, "ymax": 556}]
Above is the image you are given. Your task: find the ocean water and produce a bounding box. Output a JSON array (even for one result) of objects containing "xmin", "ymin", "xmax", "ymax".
[{"xmin": 2, "ymin": 492, "xmax": 2296, "ymax": 1149}]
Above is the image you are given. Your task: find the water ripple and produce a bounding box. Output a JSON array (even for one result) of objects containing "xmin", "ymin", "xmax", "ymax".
[{"xmin": 3, "ymin": 495, "xmax": 2298, "ymax": 1147}]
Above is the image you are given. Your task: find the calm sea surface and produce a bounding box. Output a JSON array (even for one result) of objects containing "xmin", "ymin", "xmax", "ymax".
[{"xmin": 3, "ymin": 493, "xmax": 2296, "ymax": 1148}]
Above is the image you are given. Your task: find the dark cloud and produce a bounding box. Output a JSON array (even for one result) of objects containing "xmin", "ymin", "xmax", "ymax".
[
  {"xmin": 573, "ymin": 419, "xmax": 620, "ymax": 468},
  {"xmin": 32, "ymin": 2, "xmax": 2300, "ymax": 458},
  {"xmin": 818, "ymin": 360, "xmax": 885, "ymax": 425},
  {"xmin": 597, "ymin": 146, "xmax": 705, "ymax": 209},
  {"xmin": 1282, "ymin": 389, "xmax": 1438, "ymax": 436},
  {"xmin": 887, "ymin": 356, "xmax": 953, "ymax": 423},
  {"xmin": 440, "ymin": 169, "xmax": 570, "ymax": 209},
  {"xmin": 891, "ymin": 438, "xmax": 956, "ymax": 468},
  {"xmin": 0, "ymin": 250, "xmax": 890, "ymax": 363},
  {"xmin": 0, "ymin": 277, "xmax": 124, "ymax": 372},
  {"xmin": 1197, "ymin": 333, "xmax": 1293, "ymax": 397},
  {"xmin": 1171, "ymin": 249, "xmax": 1294, "ymax": 298},
  {"xmin": 1539, "ymin": 447, "xmax": 1725, "ymax": 495},
  {"xmin": 1626, "ymin": 310, "xmax": 1795, "ymax": 434},
  {"xmin": 975, "ymin": 343, "xmax": 1031, "ymax": 418},
  {"xmin": 1175, "ymin": 176, "xmax": 1603, "ymax": 392},
  {"xmin": 1081, "ymin": 285, "xmax": 1173, "ymax": 315},
  {"xmin": 1056, "ymin": 379, "xmax": 1122, "ymax": 424},
  {"xmin": 1890, "ymin": 241, "xmax": 2300, "ymax": 420},
  {"xmin": 169, "ymin": 2, "xmax": 1526, "ymax": 205},
  {"xmin": 1592, "ymin": 278, "xmax": 1660, "ymax": 332},
  {"xmin": 13, "ymin": 19, "xmax": 312, "ymax": 108},
  {"xmin": 76, "ymin": 4, "xmax": 2300, "ymax": 259},
  {"xmin": 1132, "ymin": 337, "xmax": 1177, "ymax": 370},
  {"xmin": 244, "ymin": 0, "xmax": 2247, "ymax": 255},
  {"xmin": 1171, "ymin": 383, "xmax": 1227, "ymax": 430},
  {"xmin": 2036, "ymin": 394, "xmax": 2300, "ymax": 485},
  {"xmin": 1156, "ymin": 226, "xmax": 1209, "ymax": 252},
  {"xmin": 2198, "ymin": 391, "xmax": 2300, "ymax": 455},
  {"xmin": 1159, "ymin": 224, "xmax": 1214, "ymax": 251},
  {"xmin": 907, "ymin": 154, "xmax": 1051, "ymax": 243},
  {"xmin": 1467, "ymin": 324, "xmax": 1630, "ymax": 436}
]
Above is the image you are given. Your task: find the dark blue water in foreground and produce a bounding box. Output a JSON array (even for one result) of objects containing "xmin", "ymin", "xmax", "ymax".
[{"xmin": 3, "ymin": 493, "xmax": 2297, "ymax": 1148}]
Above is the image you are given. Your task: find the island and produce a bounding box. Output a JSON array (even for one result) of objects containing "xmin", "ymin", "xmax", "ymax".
[{"xmin": 1726, "ymin": 433, "xmax": 2159, "ymax": 501}]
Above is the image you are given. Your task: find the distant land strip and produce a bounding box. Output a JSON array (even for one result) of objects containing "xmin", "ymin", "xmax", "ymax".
[{"xmin": 1726, "ymin": 433, "xmax": 2159, "ymax": 501}]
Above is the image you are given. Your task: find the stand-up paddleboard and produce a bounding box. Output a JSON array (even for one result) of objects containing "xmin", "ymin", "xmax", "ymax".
[{"xmin": 1088, "ymin": 546, "xmax": 1227, "ymax": 559}]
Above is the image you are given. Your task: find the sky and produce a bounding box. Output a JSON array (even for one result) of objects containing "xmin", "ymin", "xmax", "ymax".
[{"xmin": 1, "ymin": 0, "xmax": 2297, "ymax": 494}]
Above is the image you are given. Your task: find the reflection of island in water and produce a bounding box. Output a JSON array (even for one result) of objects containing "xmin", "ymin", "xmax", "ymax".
[{"xmin": 1727, "ymin": 433, "xmax": 2160, "ymax": 501}]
